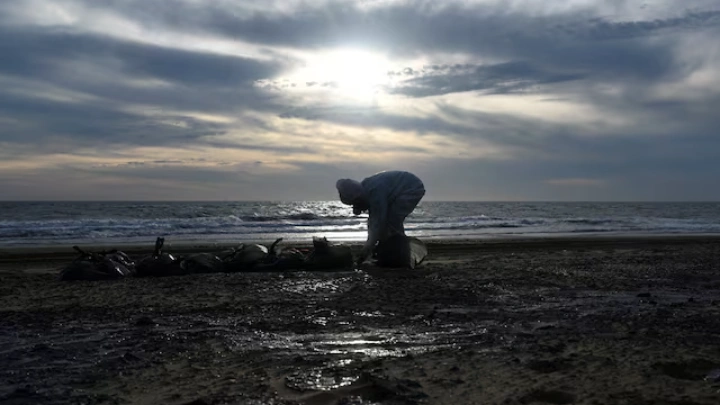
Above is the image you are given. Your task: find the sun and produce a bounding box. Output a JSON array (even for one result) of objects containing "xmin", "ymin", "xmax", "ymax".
[{"xmin": 292, "ymin": 48, "xmax": 393, "ymax": 101}]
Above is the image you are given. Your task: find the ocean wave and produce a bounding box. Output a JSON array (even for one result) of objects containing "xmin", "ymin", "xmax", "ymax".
[
  {"xmin": 3, "ymin": 201, "xmax": 720, "ymax": 245},
  {"xmin": 563, "ymin": 218, "xmax": 618, "ymax": 225},
  {"xmin": 240, "ymin": 213, "xmax": 352, "ymax": 222}
]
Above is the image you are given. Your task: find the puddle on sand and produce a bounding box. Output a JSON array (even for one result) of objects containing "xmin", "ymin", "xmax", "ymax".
[
  {"xmin": 227, "ymin": 322, "xmax": 497, "ymax": 371},
  {"xmin": 279, "ymin": 277, "xmax": 354, "ymax": 295},
  {"xmin": 285, "ymin": 367, "xmax": 360, "ymax": 391}
]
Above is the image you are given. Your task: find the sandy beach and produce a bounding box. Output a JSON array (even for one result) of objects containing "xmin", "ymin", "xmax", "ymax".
[{"xmin": 2, "ymin": 235, "xmax": 720, "ymax": 405}]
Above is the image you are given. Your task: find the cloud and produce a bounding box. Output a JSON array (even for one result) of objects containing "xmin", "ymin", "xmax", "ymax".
[
  {"xmin": 569, "ymin": 10, "xmax": 720, "ymax": 40},
  {"xmin": 387, "ymin": 61, "xmax": 585, "ymax": 97},
  {"xmin": 1, "ymin": 0, "xmax": 720, "ymax": 200},
  {"xmin": 0, "ymin": 25, "xmax": 287, "ymax": 86},
  {"xmin": 0, "ymin": 89, "xmax": 249, "ymax": 159},
  {"xmin": 545, "ymin": 178, "xmax": 606, "ymax": 187},
  {"xmin": 66, "ymin": 1, "xmax": 719, "ymax": 78},
  {"xmin": 0, "ymin": 24, "xmax": 301, "ymax": 154}
]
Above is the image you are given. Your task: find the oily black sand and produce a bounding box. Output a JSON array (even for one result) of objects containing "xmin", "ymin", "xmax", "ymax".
[{"xmin": 1, "ymin": 236, "xmax": 720, "ymax": 405}]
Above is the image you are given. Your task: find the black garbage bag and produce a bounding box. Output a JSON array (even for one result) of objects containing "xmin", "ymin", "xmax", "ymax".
[
  {"xmin": 135, "ymin": 237, "xmax": 185, "ymax": 277},
  {"xmin": 59, "ymin": 246, "xmax": 135, "ymax": 281},
  {"xmin": 251, "ymin": 238, "xmax": 307, "ymax": 271},
  {"xmin": 221, "ymin": 241, "xmax": 271, "ymax": 272},
  {"xmin": 222, "ymin": 238, "xmax": 311, "ymax": 272},
  {"xmin": 179, "ymin": 253, "xmax": 225, "ymax": 274}
]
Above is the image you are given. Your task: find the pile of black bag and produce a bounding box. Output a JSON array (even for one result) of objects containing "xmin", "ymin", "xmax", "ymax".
[
  {"xmin": 59, "ymin": 236, "xmax": 357, "ymax": 281},
  {"xmin": 59, "ymin": 234, "xmax": 428, "ymax": 281}
]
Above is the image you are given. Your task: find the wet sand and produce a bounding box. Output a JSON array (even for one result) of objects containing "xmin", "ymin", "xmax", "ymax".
[{"xmin": 2, "ymin": 236, "xmax": 720, "ymax": 405}]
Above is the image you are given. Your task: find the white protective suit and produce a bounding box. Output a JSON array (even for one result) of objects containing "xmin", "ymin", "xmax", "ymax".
[{"xmin": 339, "ymin": 171, "xmax": 426, "ymax": 253}]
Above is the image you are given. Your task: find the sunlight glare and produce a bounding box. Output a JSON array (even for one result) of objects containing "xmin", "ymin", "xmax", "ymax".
[{"xmin": 293, "ymin": 49, "xmax": 393, "ymax": 101}]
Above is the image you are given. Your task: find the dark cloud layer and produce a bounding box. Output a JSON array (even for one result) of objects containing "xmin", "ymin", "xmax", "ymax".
[
  {"xmin": 0, "ymin": 26, "xmax": 284, "ymax": 86},
  {"xmin": 387, "ymin": 61, "xmax": 586, "ymax": 97},
  {"xmin": 0, "ymin": 24, "xmax": 295, "ymax": 151},
  {"xmin": 70, "ymin": 2, "xmax": 720, "ymax": 47}
]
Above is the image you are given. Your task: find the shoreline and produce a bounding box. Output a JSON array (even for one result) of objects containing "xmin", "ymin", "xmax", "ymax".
[{"xmin": 2, "ymin": 232, "xmax": 720, "ymax": 267}]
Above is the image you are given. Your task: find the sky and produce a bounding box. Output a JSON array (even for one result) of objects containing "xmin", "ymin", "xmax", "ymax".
[{"xmin": 1, "ymin": 0, "xmax": 719, "ymax": 201}]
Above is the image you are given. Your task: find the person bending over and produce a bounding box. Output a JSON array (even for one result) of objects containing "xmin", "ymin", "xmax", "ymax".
[{"xmin": 336, "ymin": 170, "xmax": 426, "ymax": 264}]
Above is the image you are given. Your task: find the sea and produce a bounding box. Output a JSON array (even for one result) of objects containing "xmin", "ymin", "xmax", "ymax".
[{"xmin": 1, "ymin": 201, "xmax": 720, "ymax": 247}]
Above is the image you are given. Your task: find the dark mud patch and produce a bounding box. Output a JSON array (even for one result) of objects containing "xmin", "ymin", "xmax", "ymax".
[
  {"xmin": 654, "ymin": 359, "xmax": 719, "ymax": 381},
  {"xmin": 519, "ymin": 389, "xmax": 576, "ymax": 404},
  {"xmin": 525, "ymin": 358, "xmax": 572, "ymax": 374}
]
